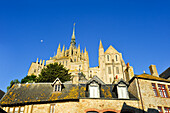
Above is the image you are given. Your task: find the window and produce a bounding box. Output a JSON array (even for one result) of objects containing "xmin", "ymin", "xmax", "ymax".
[
  {"xmin": 50, "ymin": 104, "xmax": 55, "ymax": 113},
  {"xmin": 158, "ymin": 106, "xmax": 163, "ymax": 113},
  {"xmin": 9, "ymin": 108, "xmax": 13, "ymax": 113},
  {"xmin": 66, "ymin": 61, "xmax": 67, "ymax": 66},
  {"xmin": 74, "ymin": 59, "xmax": 76, "ymax": 62},
  {"xmin": 116, "ymin": 67, "xmax": 119, "ymax": 74},
  {"xmin": 108, "ymin": 67, "xmax": 111, "ymax": 74},
  {"xmin": 14, "ymin": 107, "xmax": 19, "ymax": 113},
  {"xmin": 117, "ymin": 86, "xmax": 129, "ymax": 99},
  {"xmin": 152, "ymin": 83, "xmax": 158, "ymax": 97},
  {"xmin": 164, "ymin": 107, "xmax": 170, "ymax": 113},
  {"xmin": 115, "ymin": 55, "xmax": 118, "ymax": 61},
  {"xmin": 20, "ymin": 107, "xmax": 24, "ymax": 113},
  {"xmin": 86, "ymin": 111, "xmax": 98, "ymax": 113},
  {"xmin": 158, "ymin": 84, "xmax": 168, "ymax": 98},
  {"xmin": 89, "ymin": 83, "xmax": 100, "ymax": 98},
  {"xmin": 107, "ymin": 55, "xmax": 110, "ymax": 61},
  {"xmin": 168, "ymin": 85, "xmax": 170, "ymax": 94},
  {"xmin": 55, "ymin": 85, "xmax": 61, "ymax": 92}
]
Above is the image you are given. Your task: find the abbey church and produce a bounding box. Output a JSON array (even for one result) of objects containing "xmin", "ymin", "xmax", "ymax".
[
  {"xmin": 27, "ymin": 24, "xmax": 133, "ymax": 84},
  {"xmin": 1, "ymin": 24, "xmax": 170, "ymax": 113}
]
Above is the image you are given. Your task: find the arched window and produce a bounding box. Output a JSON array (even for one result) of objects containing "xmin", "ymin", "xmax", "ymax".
[
  {"xmin": 115, "ymin": 54, "xmax": 118, "ymax": 61},
  {"xmin": 107, "ymin": 55, "xmax": 110, "ymax": 61},
  {"xmin": 86, "ymin": 111, "xmax": 98, "ymax": 113},
  {"xmin": 103, "ymin": 111, "xmax": 116, "ymax": 113}
]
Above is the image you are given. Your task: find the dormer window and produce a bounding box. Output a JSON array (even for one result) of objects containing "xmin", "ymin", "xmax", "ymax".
[
  {"xmin": 52, "ymin": 78, "xmax": 63, "ymax": 92},
  {"xmin": 54, "ymin": 84, "xmax": 61, "ymax": 92},
  {"xmin": 89, "ymin": 82, "xmax": 100, "ymax": 98},
  {"xmin": 87, "ymin": 76, "xmax": 105, "ymax": 98},
  {"xmin": 116, "ymin": 80, "xmax": 129, "ymax": 99}
]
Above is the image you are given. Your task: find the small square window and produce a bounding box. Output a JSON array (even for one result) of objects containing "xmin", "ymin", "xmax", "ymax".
[
  {"xmin": 158, "ymin": 84, "xmax": 168, "ymax": 98},
  {"xmin": 164, "ymin": 107, "xmax": 170, "ymax": 113}
]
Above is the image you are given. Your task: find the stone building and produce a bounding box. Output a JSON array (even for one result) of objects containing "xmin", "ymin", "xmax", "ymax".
[
  {"xmin": 2, "ymin": 24, "xmax": 169, "ymax": 113},
  {"xmin": 0, "ymin": 65, "xmax": 170, "ymax": 113},
  {"xmin": 27, "ymin": 24, "xmax": 131, "ymax": 84}
]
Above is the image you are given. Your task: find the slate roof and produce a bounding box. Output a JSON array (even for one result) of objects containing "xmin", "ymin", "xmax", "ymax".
[
  {"xmin": 0, "ymin": 82, "xmax": 137, "ymax": 106},
  {"xmin": 129, "ymin": 73, "xmax": 170, "ymax": 83},
  {"xmin": 159, "ymin": 67, "xmax": 170, "ymax": 79},
  {"xmin": 0, "ymin": 90, "xmax": 5, "ymax": 100}
]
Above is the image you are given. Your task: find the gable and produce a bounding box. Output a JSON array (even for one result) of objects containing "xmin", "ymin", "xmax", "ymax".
[{"xmin": 105, "ymin": 45, "xmax": 119, "ymax": 54}]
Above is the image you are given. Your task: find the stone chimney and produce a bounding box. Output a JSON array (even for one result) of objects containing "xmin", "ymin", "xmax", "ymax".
[
  {"xmin": 149, "ymin": 65, "xmax": 159, "ymax": 77},
  {"xmin": 125, "ymin": 63, "xmax": 134, "ymax": 82}
]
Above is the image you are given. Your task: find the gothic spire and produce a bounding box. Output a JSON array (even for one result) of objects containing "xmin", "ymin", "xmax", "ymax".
[
  {"xmin": 70, "ymin": 23, "xmax": 76, "ymax": 47},
  {"xmin": 99, "ymin": 40, "xmax": 103, "ymax": 49}
]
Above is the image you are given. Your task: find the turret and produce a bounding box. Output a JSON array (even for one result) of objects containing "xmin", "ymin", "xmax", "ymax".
[
  {"xmin": 77, "ymin": 44, "xmax": 80, "ymax": 57},
  {"xmin": 99, "ymin": 40, "xmax": 104, "ymax": 56},
  {"xmin": 99, "ymin": 40, "xmax": 104, "ymax": 67},
  {"xmin": 56, "ymin": 43, "xmax": 61, "ymax": 58},
  {"xmin": 61, "ymin": 45, "xmax": 65, "ymax": 57}
]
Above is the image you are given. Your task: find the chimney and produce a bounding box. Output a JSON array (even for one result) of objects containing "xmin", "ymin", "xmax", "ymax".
[
  {"xmin": 149, "ymin": 65, "xmax": 159, "ymax": 77},
  {"xmin": 125, "ymin": 63, "xmax": 134, "ymax": 81}
]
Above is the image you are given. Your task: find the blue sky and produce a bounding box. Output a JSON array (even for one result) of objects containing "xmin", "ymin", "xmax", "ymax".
[{"xmin": 0, "ymin": 0, "xmax": 169, "ymax": 92}]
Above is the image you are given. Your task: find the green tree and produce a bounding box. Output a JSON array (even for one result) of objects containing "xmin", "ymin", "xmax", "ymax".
[
  {"xmin": 37, "ymin": 63, "xmax": 71, "ymax": 83},
  {"xmin": 21, "ymin": 75, "xmax": 37, "ymax": 83},
  {"xmin": 7, "ymin": 79, "xmax": 20, "ymax": 91}
]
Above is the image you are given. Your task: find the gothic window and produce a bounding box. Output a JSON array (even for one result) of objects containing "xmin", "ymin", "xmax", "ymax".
[
  {"xmin": 107, "ymin": 55, "xmax": 110, "ymax": 61},
  {"xmin": 158, "ymin": 84, "xmax": 168, "ymax": 98},
  {"xmin": 50, "ymin": 104, "xmax": 55, "ymax": 113},
  {"xmin": 72, "ymin": 50, "xmax": 73, "ymax": 55},
  {"xmin": 152, "ymin": 83, "xmax": 158, "ymax": 97},
  {"xmin": 63, "ymin": 61, "xmax": 64, "ymax": 65},
  {"xmin": 158, "ymin": 106, "xmax": 163, "ymax": 113},
  {"xmin": 108, "ymin": 67, "xmax": 111, "ymax": 74},
  {"xmin": 115, "ymin": 54, "xmax": 118, "ymax": 61},
  {"xmin": 89, "ymin": 82, "xmax": 100, "ymax": 98},
  {"xmin": 66, "ymin": 61, "xmax": 67, "ymax": 66},
  {"xmin": 116, "ymin": 67, "xmax": 119, "ymax": 74}
]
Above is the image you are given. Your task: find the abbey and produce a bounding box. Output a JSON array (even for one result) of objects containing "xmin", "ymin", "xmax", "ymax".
[
  {"xmin": 27, "ymin": 24, "xmax": 133, "ymax": 84},
  {"xmin": 1, "ymin": 24, "xmax": 170, "ymax": 113}
]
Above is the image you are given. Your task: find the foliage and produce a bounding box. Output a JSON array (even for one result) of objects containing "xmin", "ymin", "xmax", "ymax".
[
  {"xmin": 7, "ymin": 79, "xmax": 20, "ymax": 91},
  {"xmin": 37, "ymin": 63, "xmax": 71, "ymax": 83},
  {"xmin": 21, "ymin": 75, "xmax": 37, "ymax": 83}
]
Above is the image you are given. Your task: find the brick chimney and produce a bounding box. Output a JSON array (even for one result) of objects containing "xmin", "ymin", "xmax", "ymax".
[{"xmin": 149, "ymin": 65, "xmax": 159, "ymax": 77}]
